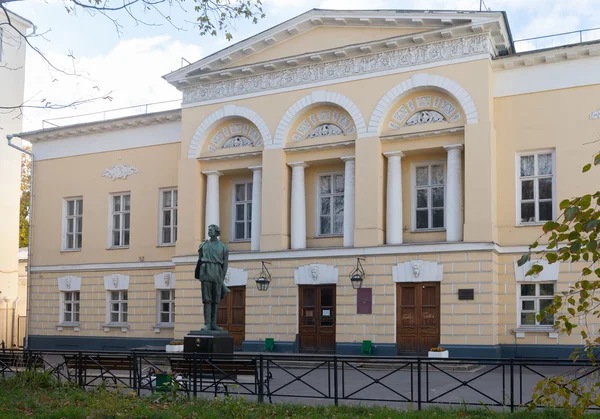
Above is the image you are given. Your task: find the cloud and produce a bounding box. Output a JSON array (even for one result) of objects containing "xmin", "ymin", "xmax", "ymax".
[{"xmin": 21, "ymin": 36, "xmax": 203, "ymax": 131}]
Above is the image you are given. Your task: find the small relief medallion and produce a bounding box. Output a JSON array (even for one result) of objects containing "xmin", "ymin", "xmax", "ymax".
[
  {"xmin": 590, "ymin": 109, "xmax": 600, "ymax": 119},
  {"xmin": 112, "ymin": 274, "xmax": 120, "ymax": 289},
  {"xmin": 102, "ymin": 164, "xmax": 139, "ymax": 181},
  {"xmin": 163, "ymin": 273, "xmax": 171, "ymax": 288}
]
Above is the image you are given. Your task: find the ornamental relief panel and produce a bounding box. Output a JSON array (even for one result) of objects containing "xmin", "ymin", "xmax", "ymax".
[
  {"xmin": 182, "ymin": 35, "xmax": 493, "ymax": 104},
  {"xmin": 383, "ymin": 90, "xmax": 464, "ymax": 133},
  {"xmin": 290, "ymin": 106, "xmax": 356, "ymax": 143},
  {"xmin": 207, "ymin": 119, "xmax": 263, "ymax": 152}
]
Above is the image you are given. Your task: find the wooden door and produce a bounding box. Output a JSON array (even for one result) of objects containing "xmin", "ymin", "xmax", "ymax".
[
  {"xmin": 396, "ymin": 282, "xmax": 440, "ymax": 354},
  {"xmin": 217, "ymin": 286, "xmax": 246, "ymax": 351},
  {"xmin": 299, "ymin": 285, "xmax": 336, "ymax": 353}
]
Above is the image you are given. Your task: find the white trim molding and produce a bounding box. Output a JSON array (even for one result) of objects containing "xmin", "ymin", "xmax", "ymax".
[
  {"xmin": 31, "ymin": 260, "xmax": 175, "ymax": 273},
  {"xmin": 188, "ymin": 104, "xmax": 271, "ymax": 158},
  {"xmin": 514, "ymin": 260, "xmax": 559, "ymax": 282},
  {"xmin": 392, "ymin": 260, "xmax": 443, "ymax": 283},
  {"xmin": 57, "ymin": 276, "xmax": 82, "ymax": 292},
  {"xmin": 103, "ymin": 273, "xmax": 130, "ymax": 291},
  {"xmin": 269, "ymin": 90, "xmax": 367, "ymax": 148},
  {"xmin": 224, "ymin": 267, "xmax": 248, "ymax": 287},
  {"xmin": 154, "ymin": 272, "xmax": 176, "ymax": 289},
  {"xmin": 368, "ymin": 73, "xmax": 479, "ymax": 135},
  {"xmin": 294, "ymin": 264, "xmax": 338, "ymax": 285}
]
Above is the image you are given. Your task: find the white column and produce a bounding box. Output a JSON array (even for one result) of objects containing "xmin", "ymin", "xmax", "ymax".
[
  {"xmin": 341, "ymin": 156, "xmax": 355, "ymax": 247},
  {"xmin": 249, "ymin": 166, "xmax": 262, "ymax": 251},
  {"xmin": 384, "ymin": 152, "xmax": 404, "ymax": 245},
  {"xmin": 288, "ymin": 161, "xmax": 309, "ymax": 250},
  {"xmin": 203, "ymin": 170, "xmax": 223, "ymax": 237},
  {"xmin": 444, "ymin": 144, "xmax": 464, "ymax": 242}
]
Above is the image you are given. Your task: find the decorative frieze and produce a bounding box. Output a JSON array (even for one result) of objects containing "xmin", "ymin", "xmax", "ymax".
[
  {"xmin": 294, "ymin": 264, "xmax": 338, "ymax": 285},
  {"xmin": 183, "ymin": 35, "xmax": 493, "ymax": 104},
  {"xmin": 103, "ymin": 274, "xmax": 130, "ymax": 291},
  {"xmin": 154, "ymin": 272, "xmax": 176, "ymax": 290},
  {"xmin": 58, "ymin": 276, "xmax": 81, "ymax": 292},
  {"xmin": 101, "ymin": 164, "xmax": 139, "ymax": 181},
  {"xmin": 514, "ymin": 260, "xmax": 559, "ymax": 282},
  {"xmin": 224, "ymin": 267, "xmax": 248, "ymax": 287}
]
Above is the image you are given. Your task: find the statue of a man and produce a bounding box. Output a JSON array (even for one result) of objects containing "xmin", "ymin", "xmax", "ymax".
[{"xmin": 194, "ymin": 224, "xmax": 230, "ymax": 332}]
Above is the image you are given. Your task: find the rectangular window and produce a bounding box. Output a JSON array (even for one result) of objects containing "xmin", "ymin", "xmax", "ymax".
[
  {"xmin": 64, "ymin": 198, "xmax": 83, "ymax": 250},
  {"xmin": 111, "ymin": 193, "xmax": 131, "ymax": 248},
  {"xmin": 318, "ymin": 173, "xmax": 344, "ymax": 236},
  {"xmin": 414, "ymin": 163, "xmax": 445, "ymax": 230},
  {"xmin": 518, "ymin": 283, "xmax": 555, "ymax": 327},
  {"xmin": 109, "ymin": 291, "xmax": 128, "ymax": 324},
  {"xmin": 158, "ymin": 289, "xmax": 175, "ymax": 324},
  {"xmin": 62, "ymin": 291, "xmax": 80, "ymax": 323},
  {"xmin": 160, "ymin": 189, "xmax": 178, "ymax": 245},
  {"xmin": 518, "ymin": 152, "xmax": 554, "ymax": 224},
  {"xmin": 232, "ymin": 181, "xmax": 252, "ymax": 241}
]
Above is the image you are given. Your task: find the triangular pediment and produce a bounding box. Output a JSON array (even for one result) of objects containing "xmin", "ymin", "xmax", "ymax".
[{"xmin": 164, "ymin": 9, "xmax": 511, "ymax": 89}]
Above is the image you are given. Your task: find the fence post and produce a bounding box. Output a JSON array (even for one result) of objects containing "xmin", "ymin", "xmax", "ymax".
[
  {"xmin": 510, "ymin": 358, "xmax": 515, "ymax": 413},
  {"xmin": 258, "ymin": 354, "xmax": 264, "ymax": 403},
  {"xmin": 417, "ymin": 358, "xmax": 422, "ymax": 411},
  {"xmin": 333, "ymin": 356, "xmax": 339, "ymax": 407}
]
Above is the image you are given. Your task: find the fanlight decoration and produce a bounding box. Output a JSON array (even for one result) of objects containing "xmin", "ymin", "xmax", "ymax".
[
  {"xmin": 387, "ymin": 94, "xmax": 462, "ymax": 130},
  {"xmin": 292, "ymin": 109, "xmax": 356, "ymax": 142},
  {"xmin": 255, "ymin": 261, "xmax": 272, "ymax": 292},
  {"xmin": 208, "ymin": 122, "xmax": 263, "ymax": 152}
]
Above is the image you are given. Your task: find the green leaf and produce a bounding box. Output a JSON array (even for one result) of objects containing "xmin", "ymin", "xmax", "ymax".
[
  {"xmin": 565, "ymin": 206, "xmax": 579, "ymax": 221},
  {"xmin": 595, "ymin": 153, "xmax": 600, "ymax": 166},
  {"xmin": 587, "ymin": 240, "xmax": 598, "ymax": 252},
  {"xmin": 546, "ymin": 253, "xmax": 558, "ymax": 263},
  {"xmin": 583, "ymin": 163, "xmax": 592, "ymax": 173},
  {"xmin": 570, "ymin": 241, "xmax": 582, "ymax": 253},
  {"xmin": 543, "ymin": 221, "xmax": 558, "ymax": 233},
  {"xmin": 560, "ymin": 199, "xmax": 571, "ymax": 210},
  {"xmin": 583, "ymin": 220, "xmax": 599, "ymax": 232},
  {"xmin": 517, "ymin": 253, "xmax": 530, "ymax": 267}
]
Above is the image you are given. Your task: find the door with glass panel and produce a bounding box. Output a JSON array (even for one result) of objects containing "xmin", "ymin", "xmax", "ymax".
[
  {"xmin": 217, "ymin": 286, "xmax": 246, "ymax": 350},
  {"xmin": 299, "ymin": 285, "xmax": 336, "ymax": 353}
]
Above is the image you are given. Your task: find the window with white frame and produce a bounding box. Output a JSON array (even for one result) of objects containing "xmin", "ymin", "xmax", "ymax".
[
  {"xmin": 111, "ymin": 193, "xmax": 130, "ymax": 247},
  {"xmin": 62, "ymin": 291, "xmax": 80, "ymax": 323},
  {"xmin": 109, "ymin": 291, "xmax": 128, "ymax": 323},
  {"xmin": 318, "ymin": 173, "xmax": 344, "ymax": 236},
  {"xmin": 413, "ymin": 163, "xmax": 445, "ymax": 230},
  {"xmin": 518, "ymin": 152, "xmax": 554, "ymax": 224},
  {"xmin": 160, "ymin": 189, "xmax": 178, "ymax": 245},
  {"xmin": 232, "ymin": 181, "xmax": 252, "ymax": 241},
  {"xmin": 518, "ymin": 283, "xmax": 555, "ymax": 327},
  {"xmin": 64, "ymin": 198, "xmax": 83, "ymax": 250},
  {"xmin": 158, "ymin": 289, "xmax": 175, "ymax": 324}
]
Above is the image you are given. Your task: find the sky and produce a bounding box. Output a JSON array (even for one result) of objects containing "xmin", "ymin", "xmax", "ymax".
[{"xmin": 7, "ymin": 0, "xmax": 600, "ymax": 131}]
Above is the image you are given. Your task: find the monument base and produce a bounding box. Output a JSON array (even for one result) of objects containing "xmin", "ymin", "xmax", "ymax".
[{"xmin": 184, "ymin": 331, "xmax": 234, "ymax": 354}]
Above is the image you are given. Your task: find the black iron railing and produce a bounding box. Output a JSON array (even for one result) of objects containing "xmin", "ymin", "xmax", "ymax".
[
  {"xmin": 514, "ymin": 27, "xmax": 600, "ymax": 53},
  {"xmin": 0, "ymin": 349, "xmax": 598, "ymax": 411}
]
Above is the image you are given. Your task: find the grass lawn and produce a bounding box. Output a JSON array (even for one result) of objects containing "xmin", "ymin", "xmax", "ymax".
[{"xmin": 0, "ymin": 372, "xmax": 595, "ymax": 418}]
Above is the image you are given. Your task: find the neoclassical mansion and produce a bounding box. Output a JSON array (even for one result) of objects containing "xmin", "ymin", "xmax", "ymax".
[{"xmin": 16, "ymin": 9, "xmax": 600, "ymax": 357}]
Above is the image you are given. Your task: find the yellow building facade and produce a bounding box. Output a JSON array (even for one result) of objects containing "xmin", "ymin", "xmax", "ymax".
[{"xmin": 15, "ymin": 9, "xmax": 600, "ymax": 357}]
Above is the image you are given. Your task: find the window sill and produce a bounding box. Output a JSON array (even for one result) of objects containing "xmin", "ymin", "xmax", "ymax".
[
  {"xmin": 103, "ymin": 323, "xmax": 129, "ymax": 332},
  {"xmin": 106, "ymin": 247, "xmax": 130, "ymax": 251},
  {"xmin": 516, "ymin": 222, "xmax": 548, "ymax": 228},
  {"xmin": 153, "ymin": 324, "xmax": 174, "ymax": 333},
  {"xmin": 60, "ymin": 249, "xmax": 81, "ymax": 253},
  {"xmin": 411, "ymin": 228, "xmax": 446, "ymax": 233},
  {"xmin": 56, "ymin": 322, "xmax": 80, "ymax": 332},
  {"xmin": 230, "ymin": 239, "xmax": 251, "ymax": 243},
  {"xmin": 513, "ymin": 326, "xmax": 558, "ymax": 339},
  {"xmin": 313, "ymin": 234, "xmax": 343, "ymax": 239},
  {"xmin": 157, "ymin": 243, "xmax": 176, "ymax": 248}
]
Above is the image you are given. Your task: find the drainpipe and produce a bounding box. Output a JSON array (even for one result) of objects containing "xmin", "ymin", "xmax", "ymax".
[
  {"xmin": 6, "ymin": 134, "xmax": 33, "ymax": 349},
  {"xmin": 11, "ymin": 297, "xmax": 20, "ymax": 348}
]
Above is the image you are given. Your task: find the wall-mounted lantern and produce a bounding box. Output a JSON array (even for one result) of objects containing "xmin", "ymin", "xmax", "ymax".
[
  {"xmin": 255, "ymin": 261, "xmax": 272, "ymax": 292},
  {"xmin": 349, "ymin": 257, "xmax": 366, "ymax": 290}
]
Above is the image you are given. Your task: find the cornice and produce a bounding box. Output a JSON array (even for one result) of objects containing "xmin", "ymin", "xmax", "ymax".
[
  {"xmin": 492, "ymin": 41, "xmax": 600, "ymax": 71},
  {"xmin": 182, "ymin": 34, "xmax": 495, "ymax": 105},
  {"xmin": 197, "ymin": 150, "xmax": 262, "ymax": 162},
  {"xmin": 284, "ymin": 139, "xmax": 355, "ymax": 152},
  {"xmin": 380, "ymin": 126, "xmax": 465, "ymax": 141},
  {"xmin": 165, "ymin": 9, "xmax": 509, "ymax": 86},
  {"xmin": 18, "ymin": 109, "xmax": 181, "ymax": 142}
]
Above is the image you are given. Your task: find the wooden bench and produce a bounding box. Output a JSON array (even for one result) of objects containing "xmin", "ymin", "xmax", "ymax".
[
  {"xmin": 0, "ymin": 351, "xmax": 44, "ymax": 376},
  {"xmin": 169, "ymin": 357, "xmax": 271, "ymax": 400},
  {"xmin": 64, "ymin": 354, "xmax": 136, "ymax": 388}
]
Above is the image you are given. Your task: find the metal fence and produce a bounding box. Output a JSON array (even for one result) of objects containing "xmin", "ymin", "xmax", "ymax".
[
  {"xmin": 514, "ymin": 27, "xmax": 600, "ymax": 53},
  {"xmin": 0, "ymin": 349, "xmax": 598, "ymax": 411}
]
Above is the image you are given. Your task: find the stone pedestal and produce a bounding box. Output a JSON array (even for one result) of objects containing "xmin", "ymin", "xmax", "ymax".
[{"xmin": 184, "ymin": 331, "xmax": 234, "ymax": 354}]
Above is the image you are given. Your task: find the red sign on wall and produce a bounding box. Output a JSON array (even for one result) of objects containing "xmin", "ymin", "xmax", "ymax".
[{"xmin": 357, "ymin": 288, "xmax": 372, "ymax": 315}]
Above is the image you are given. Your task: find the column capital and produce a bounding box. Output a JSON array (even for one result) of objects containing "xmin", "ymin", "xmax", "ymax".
[
  {"xmin": 248, "ymin": 165, "xmax": 263, "ymax": 171},
  {"xmin": 443, "ymin": 144, "xmax": 464, "ymax": 152},
  {"xmin": 383, "ymin": 151, "xmax": 405, "ymax": 159},
  {"xmin": 340, "ymin": 156, "xmax": 355, "ymax": 162},
  {"xmin": 288, "ymin": 161, "xmax": 309, "ymax": 169},
  {"xmin": 202, "ymin": 170, "xmax": 223, "ymax": 176}
]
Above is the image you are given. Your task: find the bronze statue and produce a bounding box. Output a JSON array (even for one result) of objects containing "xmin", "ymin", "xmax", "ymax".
[{"xmin": 194, "ymin": 224, "xmax": 230, "ymax": 332}]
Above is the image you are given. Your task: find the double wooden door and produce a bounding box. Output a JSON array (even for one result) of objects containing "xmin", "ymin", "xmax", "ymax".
[
  {"xmin": 298, "ymin": 285, "xmax": 336, "ymax": 353},
  {"xmin": 396, "ymin": 282, "xmax": 440, "ymax": 354},
  {"xmin": 217, "ymin": 286, "xmax": 245, "ymax": 351}
]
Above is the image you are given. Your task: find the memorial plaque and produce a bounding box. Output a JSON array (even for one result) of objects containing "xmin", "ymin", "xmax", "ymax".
[{"xmin": 458, "ymin": 288, "xmax": 475, "ymax": 300}]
